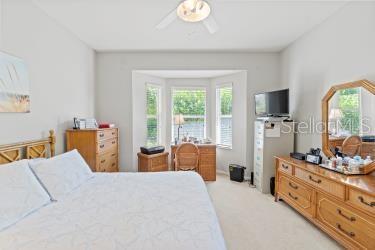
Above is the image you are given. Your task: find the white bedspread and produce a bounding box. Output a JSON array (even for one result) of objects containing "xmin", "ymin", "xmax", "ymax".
[{"xmin": 0, "ymin": 171, "xmax": 226, "ymax": 250}]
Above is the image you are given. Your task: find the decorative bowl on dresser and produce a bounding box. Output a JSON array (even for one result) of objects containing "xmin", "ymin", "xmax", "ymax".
[{"xmin": 66, "ymin": 128, "xmax": 119, "ymax": 172}]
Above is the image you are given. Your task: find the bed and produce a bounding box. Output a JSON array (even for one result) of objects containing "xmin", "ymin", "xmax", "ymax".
[{"xmin": 0, "ymin": 130, "xmax": 226, "ymax": 250}]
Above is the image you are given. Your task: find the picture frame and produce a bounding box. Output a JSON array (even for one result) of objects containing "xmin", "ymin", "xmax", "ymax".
[{"xmin": 0, "ymin": 51, "xmax": 30, "ymax": 113}]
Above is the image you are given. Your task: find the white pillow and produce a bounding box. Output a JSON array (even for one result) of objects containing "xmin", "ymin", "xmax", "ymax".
[
  {"xmin": 30, "ymin": 150, "xmax": 94, "ymax": 201},
  {"xmin": 0, "ymin": 160, "xmax": 51, "ymax": 231},
  {"xmin": 28, "ymin": 158, "xmax": 46, "ymax": 168}
]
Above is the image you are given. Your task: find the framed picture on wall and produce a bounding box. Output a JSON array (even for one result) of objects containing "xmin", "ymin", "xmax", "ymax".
[{"xmin": 0, "ymin": 51, "xmax": 30, "ymax": 113}]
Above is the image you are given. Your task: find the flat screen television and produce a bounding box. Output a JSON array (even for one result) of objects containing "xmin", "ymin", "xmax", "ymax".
[{"xmin": 255, "ymin": 89, "xmax": 289, "ymax": 116}]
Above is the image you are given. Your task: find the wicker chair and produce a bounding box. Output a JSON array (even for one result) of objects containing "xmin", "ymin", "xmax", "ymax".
[
  {"xmin": 174, "ymin": 143, "xmax": 200, "ymax": 172},
  {"xmin": 342, "ymin": 135, "xmax": 362, "ymax": 157}
]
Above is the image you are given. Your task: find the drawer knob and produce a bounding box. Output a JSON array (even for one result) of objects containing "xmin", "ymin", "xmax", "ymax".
[
  {"xmin": 358, "ymin": 196, "xmax": 375, "ymax": 207},
  {"xmin": 308, "ymin": 175, "xmax": 322, "ymax": 184},
  {"xmin": 100, "ymin": 144, "xmax": 104, "ymax": 148},
  {"xmin": 288, "ymin": 192, "xmax": 298, "ymax": 200},
  {"xmin": 112, "ymin": 132, "xmax": 115, "ymax": 135},
  {"xmin": 112, "ymin": 141, "xmax": 115, "ymax": 144},
  {"xmin": 289, "ymin": 182, "xmax": 298, "ymax": 190},
  {"xmin": 99, "ymin": 133, "xmax": 104, "ymax": 137},
  {"xmin": 112, "ymin": 163, "xmax": 115, "ymax": 167},
  {"xmin": 111, "ymin": 153, "xmax": 116, "ymax": 157},
  {"xmin": 337, "ymin": 209, "xmax": 356, "ymax": 222},
  {"xmin": 281, "ymin": 164, "xmax": 289, "ymax": 170},
  {"xmin": 101, "ymin": 159, "xmax": 106, "ymax": 164},
  {"xmin": 336, "ymin": 223, "xmax": 355, "ymax": 238}
]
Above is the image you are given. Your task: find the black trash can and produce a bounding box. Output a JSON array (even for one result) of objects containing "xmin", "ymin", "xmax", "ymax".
[
  {"xmin": 270, "ymin": 177, "xmax": 275, "ymax": 196},
  {"xmin": 229, "ymin": 164, "xmax": 246, "ymax": 182}
]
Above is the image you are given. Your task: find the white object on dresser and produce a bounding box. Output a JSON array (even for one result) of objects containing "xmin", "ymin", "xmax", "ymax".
[{"xmin": 253, "ymin": 120, "xmax": 294, "ymax": 193}]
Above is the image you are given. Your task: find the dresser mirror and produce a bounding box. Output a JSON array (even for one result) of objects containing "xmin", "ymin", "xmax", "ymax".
[{"xmin": 322, "ymin": 79, "xmax": 375, "ymax": 174}]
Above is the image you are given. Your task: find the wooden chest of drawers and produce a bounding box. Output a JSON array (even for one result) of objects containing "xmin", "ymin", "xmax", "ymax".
[
  {"xmin": 275, "ymin": 156, "xmax": 375, "ymax": 249},
  {"xmin": 66, "ymin": 128, "xmax": 119, "ymax": 172},
  {"xmin": 137, "ymin": 152, "xmax": 169, "ymax": 172}
]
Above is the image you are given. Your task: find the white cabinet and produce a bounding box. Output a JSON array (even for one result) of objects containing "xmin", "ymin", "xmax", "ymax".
[{"xmin": 253, "ymin": 120, "xmax": 294, "ymax": 193}]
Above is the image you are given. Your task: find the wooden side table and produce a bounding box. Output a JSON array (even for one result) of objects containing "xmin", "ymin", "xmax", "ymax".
[{"xmin": 137, "ymin": 152, "xmax": 169, "ymax": 172}]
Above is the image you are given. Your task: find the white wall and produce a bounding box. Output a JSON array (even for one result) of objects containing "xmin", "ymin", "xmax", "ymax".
[
  {"xmin": 131, "ymin": 72, "xmax": 166, "ymax": 169},
  {"xmin": 211, "ymin": 72, "xmax": 249, "ymax": 174},
  {"xmin": 281, "ymin": 1, "xmax": 375, "ymax": 153},
  {"xmin": 96, "ymin": 52, "xmax": 280, "ymax": 172},
  {"xmin": 0, "ymin": 0, "xmax": 95, "ymax": 154}
]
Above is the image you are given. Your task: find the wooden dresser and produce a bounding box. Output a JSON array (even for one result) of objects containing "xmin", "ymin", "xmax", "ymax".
[
  {"xmin": 171, "ymin": 144, "xmax": 216, "ymax": 181},
  {"xmin": 275, "ymin": 156, "xmax": 375, "ymax": 249},
  {"xmin": 66, "ymin": 128, "xmax": 119, "ymax": 172},
  {"xmin": 138, "ymin": 152, "xmax": 169, "ymax": 172}
]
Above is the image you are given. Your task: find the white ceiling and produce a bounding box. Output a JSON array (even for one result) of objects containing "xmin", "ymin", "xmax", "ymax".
[
  {"xmin": 135, "ymin": 70, "xmax": 244, "ymax": 78},
  {"xmin": 32, "ymin": 0, "xmax": 348, "ymax": 52}
]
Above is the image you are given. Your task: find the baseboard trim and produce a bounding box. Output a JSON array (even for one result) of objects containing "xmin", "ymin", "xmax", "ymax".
[
  {"xmin": 217, "ymin": 169, "xmax": 250, "ymax": 181},
  {"xmin": 217, "ymin": 169, "xmax": 229, "ymax": 176}
]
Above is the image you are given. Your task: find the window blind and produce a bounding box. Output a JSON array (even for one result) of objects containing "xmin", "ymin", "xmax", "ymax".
[
  {"xmin": 146, "ymin": 85, "xmax": 161, "ymax": 146},
  {"xmin": 216, "ymin": 86, "xmax": 233, "ymax": 147},
  {"xmin": 172, "ymin": 88, "xmax": 206, "ymax": 141}
]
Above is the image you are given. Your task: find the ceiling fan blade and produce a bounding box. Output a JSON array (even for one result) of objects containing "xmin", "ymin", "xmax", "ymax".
[
  {"xmin": 156, "ymin": 8, "xmax": 178, "ymax": 29},
  {"xmin": 203, "ymin": 15, "xmax": 219, "ymax": 34}
]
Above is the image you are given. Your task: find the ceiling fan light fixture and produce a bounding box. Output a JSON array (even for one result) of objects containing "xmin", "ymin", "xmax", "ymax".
[{"xmin": 177, "ymin": 0, "xmax": 211, "ymax": 23}]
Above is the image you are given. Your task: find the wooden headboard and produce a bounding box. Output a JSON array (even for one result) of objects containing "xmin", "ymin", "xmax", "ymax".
[{"xmin": 0, "ymin": 130, "xmax": 56, "ymax": 165}]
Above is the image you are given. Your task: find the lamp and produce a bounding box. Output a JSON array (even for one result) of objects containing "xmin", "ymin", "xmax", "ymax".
[
  {"xmin": 174, "ymin": 114, "xmax": 185, "ymax": 142},
  {"xmin": 329, "ymin": 108, "xmax": 343, "ymax": 120},
  {"xmin": 329, "ymin": 108, "xmax": 343, "ymax": 136},
  {"xmin": 177, "ymin": 0, "xmax": 211, "ymax": 23}
]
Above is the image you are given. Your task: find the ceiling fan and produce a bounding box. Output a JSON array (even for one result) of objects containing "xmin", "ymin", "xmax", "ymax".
[{"xmin": 156, "ymin": 0, "xmax": 219, "ymax": 34}]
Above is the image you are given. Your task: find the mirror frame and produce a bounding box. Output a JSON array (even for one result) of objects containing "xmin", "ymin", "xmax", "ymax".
[{"xmin": 322, "ymin": 79, "xmax": 375, "ymax": 160}]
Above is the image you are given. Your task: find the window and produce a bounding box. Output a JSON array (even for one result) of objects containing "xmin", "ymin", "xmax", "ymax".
[
  {"xmin": 216, "ymin": 84, "xmax": 233, "ymax": 148},
  {"xmin": 172, "ymin": 88, "xmax": 206, "ymax": 141},
  {"xmin": 146, "ymin": 84, "xmax": 161, "ymax": 146},
  {"xmin": 338, "ymin": 88, "xmax": 361, "ymax": 135}
]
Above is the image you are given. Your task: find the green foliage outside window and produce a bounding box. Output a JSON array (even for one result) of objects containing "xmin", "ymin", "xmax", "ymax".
[
  {"xmin": 338, "ymin": 88, "xmax": 360, "ymax": 135},
  {"xmin": 173, "ymin": 90, "xmax": 206, "ymax": 115},
  {"xmin": 172, "ymin": 89, "xmax": 232, "ymax": 116},
  {"xmin": 147, "ymin": 86, "xmax": 159, "ymax": 146},
  {"xmin": 147, "ymin": 88, "xmax": 234, "ymax": 142},
  {"xmin": 147, "ymin": 87, "xmax": 158, "ymax": 116},
  {"xmin": 172, "ymin": 89, "xmax": 207, "ymax": 139},
  {"xmin": 220, "ymin": 87, "xmax": 232, "ymax": 115}
]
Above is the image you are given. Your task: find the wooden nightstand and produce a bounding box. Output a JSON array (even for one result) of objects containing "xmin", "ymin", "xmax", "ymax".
[{"xmin": 138, "ymin": 152, "xmax": 169, "ymax": 172}]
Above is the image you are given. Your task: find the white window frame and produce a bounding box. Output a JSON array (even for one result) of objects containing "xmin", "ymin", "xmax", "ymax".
[
  {"xmin": 216, "ymin": 83, "xmax": 233, "ymax": 149},
  {"xmin": 171, "ymin": 87, "xmax": 207, "ymax": 141},
  {"xmin": 146, "ymin": 83, "xmax": 162, "ymax": 146}
]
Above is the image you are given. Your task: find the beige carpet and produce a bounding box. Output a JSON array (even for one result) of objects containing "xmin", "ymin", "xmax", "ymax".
[{"xmin": 206, "ymin": 174, "xmax": 342, "ymax": 250}]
